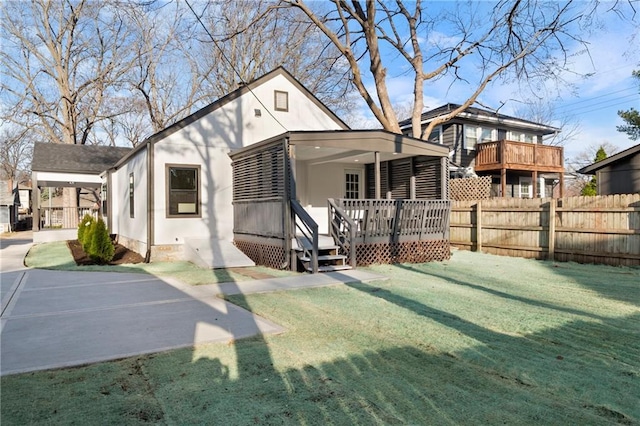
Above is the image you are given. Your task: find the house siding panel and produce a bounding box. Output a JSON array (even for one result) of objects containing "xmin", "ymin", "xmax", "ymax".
[
  {"xmin": 110, "ymin": 148, "xmax": 148, "ymax": 254},
  {"xmin": 597, "ymin": 153, "xmax": 640, "ymax": 195}
]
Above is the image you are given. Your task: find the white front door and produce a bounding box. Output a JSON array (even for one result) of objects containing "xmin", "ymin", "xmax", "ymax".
[{"xmin": 344, "ymin": 169, "xmax": 363, "ymax": 199}]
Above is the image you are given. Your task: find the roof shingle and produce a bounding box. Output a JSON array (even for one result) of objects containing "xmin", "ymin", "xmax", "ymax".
[{"xmin": 32, "ymin": 143, "xmax": 131, "ymax": 174}]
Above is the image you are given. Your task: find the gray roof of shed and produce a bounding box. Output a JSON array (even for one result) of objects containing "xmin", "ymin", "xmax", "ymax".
[
  {"xmin": 32, "ymin": 143, "xmax": 131, "ymax": 174},
  {"xmin": 578, "ymin": 142, "xmax": 640, "ymax": 174}
]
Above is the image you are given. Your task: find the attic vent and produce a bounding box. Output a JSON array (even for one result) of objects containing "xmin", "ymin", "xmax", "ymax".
[{"xmin": 274, "ymin": 90, "xmax": 288, "ymax": 112}]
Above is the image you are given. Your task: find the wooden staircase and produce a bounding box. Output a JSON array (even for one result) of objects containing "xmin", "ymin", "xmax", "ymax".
[{"xmin": 293, "ymin": 236, "xmax": 352, "ymax": 273}]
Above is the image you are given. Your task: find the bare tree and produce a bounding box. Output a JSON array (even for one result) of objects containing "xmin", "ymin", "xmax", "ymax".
[
  {"xmin": 0, "ymin": 124, "xmax": 34, "ymax": 183},
  {"xmin": 1, "ymin": 0, "xmax": 136, "ymax": 219},
  {"xmin": 280, "ymin": 0, "xmax": 615, "ymax": 139},
  {"xmin": 190, "ymin": 0, "xmax": 356, "ymax": 118},
  {"xmin": 513, "ymin": 99, "xmax": 580, "ymax": 146}
]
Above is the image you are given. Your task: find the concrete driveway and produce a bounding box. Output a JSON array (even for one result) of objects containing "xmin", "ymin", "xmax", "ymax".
[
  {"xmin": 0, "ymin": 234, "xmax": 384, "ymax": 376},
  {"xmin": 0, "ymin": 235, "xmax": 284, "ymax": 376},
  {"xmin": 1, "ymin": 268, "xmax": 285, "ymax": 376}
]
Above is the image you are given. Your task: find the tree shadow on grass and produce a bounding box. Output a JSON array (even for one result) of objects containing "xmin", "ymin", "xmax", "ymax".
[
  {"xmin": 2, "ymin": 272, "xmax": 639, "ymax": 424},
  {"xmin": 394, "ymin": 263, "xmax": 611, "ymax": 321}
]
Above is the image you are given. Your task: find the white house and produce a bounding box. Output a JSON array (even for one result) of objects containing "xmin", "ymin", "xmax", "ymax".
[{"xmin": 104, "ymin": 68, "xmax": 349, "ymax": 264}]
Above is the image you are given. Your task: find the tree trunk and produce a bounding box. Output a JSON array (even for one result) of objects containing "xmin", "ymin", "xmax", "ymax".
[{"xmin": 62, "ymin": 187, "xmax": 78, "ymax": 229}]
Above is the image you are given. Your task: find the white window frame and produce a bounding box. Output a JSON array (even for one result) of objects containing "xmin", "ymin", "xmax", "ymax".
[
  {"xmin": 537, "ymin": 177, "xmax": 546, "ymax": 198},
  {"xmin": 464, "ymin": 124, "xmax": 496, "ymax": 150},
  {"xmin": 518, "ymin": 176, "xmax": 533, "ymax": 198},
  {"xmin": 508, "ymin": 131, "xmax": 536, "ymax": 143},
  {"xmin": 344, "ymin": 169, "xmax": 363, "ymax": 199}
]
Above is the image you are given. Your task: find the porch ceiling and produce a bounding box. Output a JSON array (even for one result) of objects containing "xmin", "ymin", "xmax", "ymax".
[
  {"xmin": 288, "ymin": 130, "xmax": 450, "ymax": 161},
  {"xmin": 294, "ymin": 145, "xmax": 414, "ymax": 164}
]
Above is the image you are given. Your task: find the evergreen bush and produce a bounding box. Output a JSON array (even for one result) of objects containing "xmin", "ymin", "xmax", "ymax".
[
  {"xmin": 88, "ymin": 217, "xmax": 114, "ymax": 264},
  {"xmin": 78, "ymin": 214, "xmax": 95, "ymax": 252}
]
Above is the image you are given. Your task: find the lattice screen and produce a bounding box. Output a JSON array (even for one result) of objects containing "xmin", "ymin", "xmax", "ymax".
[
  {"xmin": 450, "ymin": 176, "xmax": 492, "ymax": 201},
  {"xmin": 355, "ymin": 240, "xmax": 450, "ymax": 265},
  {"xmin": 234, "ymin": 239, "xmax": 287, "ymax": 270}
]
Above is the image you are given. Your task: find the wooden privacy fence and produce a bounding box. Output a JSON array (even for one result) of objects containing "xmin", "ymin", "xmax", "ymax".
[{"xmin": 450, "ymin": 194, "xmax": 640, "ymax": 266}]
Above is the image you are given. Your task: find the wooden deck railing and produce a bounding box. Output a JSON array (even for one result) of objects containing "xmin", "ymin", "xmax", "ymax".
[
  {"xmin": 291, "ymin": 199, "xmax": 319, "ymax": 273},
  {"xmin": 475, "ymin": 140, "xmax": 563, "ymax": 172},
  {"xmin": 328, "ymin": 198, "xmax": 357, "ymax": 267},
  {"xmin": 334, "ymin": 199, "xmax": 451, "ymax": 243}
]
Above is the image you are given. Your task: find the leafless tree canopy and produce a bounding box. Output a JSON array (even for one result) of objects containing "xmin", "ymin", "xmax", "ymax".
[{"xmin": 280, "ymin": 0, "xmax": 630, "ymax": 139}]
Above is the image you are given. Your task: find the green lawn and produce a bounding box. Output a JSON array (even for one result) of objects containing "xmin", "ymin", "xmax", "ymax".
[
  {"xmin": 24, "ymin": 241, "xmax": 296, "ymax": 285},
  {"xmin": 3, "ymin": 251, "xmax": 639, "ymax": 425}
]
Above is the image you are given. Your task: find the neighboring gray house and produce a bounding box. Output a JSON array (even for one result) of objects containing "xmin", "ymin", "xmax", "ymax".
[
  {"xmin": 400, "ymin": 103, "xmax": 564, "ymax": 198},
  {"xmin": 0, "ymin": 180, "xmax": 19, "ymax": 233},
  {"xmin": 578, "ymin": 143, "xmax": 640, "ymax": 195}
]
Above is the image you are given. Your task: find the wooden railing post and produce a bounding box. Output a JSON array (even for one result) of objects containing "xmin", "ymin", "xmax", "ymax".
[
  {"xmin": 476, "ymin": 201, "xmax": 482, "ymax": 252},
  {"xmin": 548, "ymin": 200, "xmax": 556, "ymax": 261}
]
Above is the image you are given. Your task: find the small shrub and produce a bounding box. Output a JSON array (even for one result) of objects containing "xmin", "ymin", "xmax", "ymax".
[
  {"xmin": 78, "ymin": 214, "xmax": 95, "ymax": 250},
  {"xmin": 88, "ymin": 218, "xmax": 114, "ymax": 264}
]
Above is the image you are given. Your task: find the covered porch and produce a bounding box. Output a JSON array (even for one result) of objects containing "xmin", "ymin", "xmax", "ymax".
[{"xmin": 229, "ymin": 130, "xmax": 451, "ymax": 273}]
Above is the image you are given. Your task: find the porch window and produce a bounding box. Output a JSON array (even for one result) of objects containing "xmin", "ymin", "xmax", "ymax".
[
  {"xmin": 345, "ymin": 170, "xmax": 361, "ymax": 199},
  {"xmin": 274, "ymin": 90, "xmax": 288, "ymax": 112},
  {"xmin": 167, "ymin": 165, "xmax": 200, "ymax": 217},
  {"xmin": 129, "ymin": 173, "xmax": 134, "ymax": 218}
]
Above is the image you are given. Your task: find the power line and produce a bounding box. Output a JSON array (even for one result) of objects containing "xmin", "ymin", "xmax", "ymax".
[
  {"xmin": 184, "ymin": 0, "xmax": 289, "ymax": 133},
  {"xmin": 564, "ymin": 94, "xmax": 638, "ymax": 115},
  {"xmin": 555, "ymin": 86, "xmax": 637, "ymax": 110}
]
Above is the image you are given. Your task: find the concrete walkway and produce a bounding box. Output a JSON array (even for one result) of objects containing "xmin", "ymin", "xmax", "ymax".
[{"xmin": 1, "ymin": 236, "xmax": 386, "ymax": 376}]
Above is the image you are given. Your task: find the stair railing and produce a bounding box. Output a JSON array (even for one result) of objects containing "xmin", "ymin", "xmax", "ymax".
[
  {"xmin": 328, "ymin": 198, "xmax": 357, "ymax": 268},
  {"xmin": 290, "ymin": 199, "xmax": 319, "ymax": 273}
]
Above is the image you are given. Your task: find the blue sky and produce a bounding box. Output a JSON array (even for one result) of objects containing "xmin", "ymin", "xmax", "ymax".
[{"xmin": 348, "ymin": 2, "xmax": 639, "ymax": 165}]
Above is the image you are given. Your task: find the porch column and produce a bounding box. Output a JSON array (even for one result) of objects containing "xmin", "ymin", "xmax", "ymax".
[
  {"xmin": 374, "ymin": 151, "xmax": 381, "ymax": 199},
  {"xmin": 532, "ymin": 170, "xmax": 538, "ymax": 198},
  {"xmin": 501, "ymin": 168, "xmax": 506, "ymax": 197},
  {"xmin": 559, "ymin": 172, "xmax": 564, "ymax": 198},
  {"xmin": 32, "ymin": 174, "xmax": 40, "ymax": 231}
]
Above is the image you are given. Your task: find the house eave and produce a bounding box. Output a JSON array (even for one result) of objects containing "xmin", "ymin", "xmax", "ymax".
[{"xmin": 578, "ymin": 143, "xmax": 640, "ymax": 174}]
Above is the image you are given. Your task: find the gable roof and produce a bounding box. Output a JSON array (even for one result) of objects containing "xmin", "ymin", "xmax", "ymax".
[
  {"xmin": 578, "ymin": 142, "xmax": 640, "ymax": 174},
  {"xmin": 113, "ymin": 67, "xmax": 349, "ymax": 170},
  {"xmin": 399, "ymin": 103, "xmax": 559, "ymax": 135},
  {"xmin": 32, "ymin": 143, "xmax": 131, "ymax": 174}
]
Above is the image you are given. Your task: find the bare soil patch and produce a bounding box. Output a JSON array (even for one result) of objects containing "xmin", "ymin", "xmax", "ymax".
[{"xmin": 67, "ymin": 239, "xmax": 144, "ymax": 266}]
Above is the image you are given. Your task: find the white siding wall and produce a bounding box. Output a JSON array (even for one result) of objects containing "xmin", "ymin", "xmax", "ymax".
[
  {"xmin": 300, "ymin": 162, "xmax": 365, "ymax": 235},
  {"xmin": 111, "ymin": 149, "xmax": 148, "ymax": 252},
  {"xmin": 151, "ymin": 73, "xmax": 344, "ymax": 245}
]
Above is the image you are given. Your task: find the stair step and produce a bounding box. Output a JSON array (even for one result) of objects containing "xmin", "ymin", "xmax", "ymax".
[
  {"xmin": 294, "ymin": 245, "xmax": 339, "ymax": 252},
  {"xmin": 306, "ymin": 264, "xmax": 353, "ymax": 273},
  {"xmin": 298, "ymin": 254, "xmax": 347, "ymax": 262}
]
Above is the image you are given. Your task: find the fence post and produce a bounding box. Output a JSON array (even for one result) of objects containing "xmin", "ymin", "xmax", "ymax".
[
  {"xmin": 548, "ymin": 200, "xmax": 556, "ymax": 261},
  {"xmin": 476, "ymin": 201, "xmax": 482, "ymax": 252}
]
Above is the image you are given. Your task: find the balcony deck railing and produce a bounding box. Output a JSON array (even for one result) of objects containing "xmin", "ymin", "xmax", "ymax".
[{"xmin": 475, "ymin": 140, "xmax": 563, "ymax": 173}]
